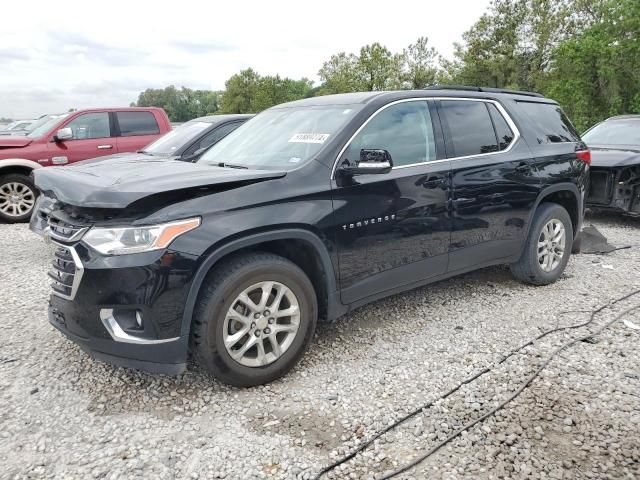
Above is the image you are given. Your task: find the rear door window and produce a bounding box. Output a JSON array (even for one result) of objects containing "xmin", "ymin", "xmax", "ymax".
[
  {"xmin": 439, "ymin": 100, "xmax": 498, "ymax": 157},
  {"xmin": 517, "ymin": 102, "xmax": 580, "ymax": 143},
  {"xmin": 116, "ymin": 111, "xmax": 160, "ymax": 137}
]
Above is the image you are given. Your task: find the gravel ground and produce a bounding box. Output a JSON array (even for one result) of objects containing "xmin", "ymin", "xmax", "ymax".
[{"xmin": 1, "ymin": 213, "xmax": 639, "ymax": 480}]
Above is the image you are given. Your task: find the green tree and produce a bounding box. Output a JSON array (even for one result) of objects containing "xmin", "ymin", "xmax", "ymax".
[
  {"xmin": 317, "ymin": 52, "xmax": 361, "ymax": 94},
  {"xmin": 357, "ymin": 43, "xmax": 405, "ymax": 91},
  {"xmin": 403, "ymin": 37, "xmax": 439, "ymax": 89},
  {"xmin": 219, "ymin": 69, "xmax": 261, "ymax": 114},
  {"xmin": 220, "ymin": 69, "xmax": 313, "ymax": 113},
  {"xmin": 134, "ymin": 86, "xmax": 222, "ymax": 121},
  {"xmin": 545, "ymin": 0, "xmax": 640, "ymax": 130},
  {"xmin": 318, "ymin": 42, "xmax": 412, "ymax": 94},
  {"xmin": 446, "ymin": 0, "xmax": 580, "ymax": 90}
]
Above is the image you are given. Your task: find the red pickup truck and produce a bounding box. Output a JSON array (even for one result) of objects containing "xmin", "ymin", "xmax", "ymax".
[{"xmin": 0, "ymin": 107, "xmax": 171, "ymax": 222}]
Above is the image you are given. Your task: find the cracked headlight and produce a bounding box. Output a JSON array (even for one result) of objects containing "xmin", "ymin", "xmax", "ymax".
[{"xmin": 83, "ymin": 217, "xmax": 201, "ymax": 255}]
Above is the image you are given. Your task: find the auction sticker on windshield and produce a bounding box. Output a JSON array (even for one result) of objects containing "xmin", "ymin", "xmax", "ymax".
[{"xmin": 288, "ymin": 133, "xmax": 330, "ymax": 144}]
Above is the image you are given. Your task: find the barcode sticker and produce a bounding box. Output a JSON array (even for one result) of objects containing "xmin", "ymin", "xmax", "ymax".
[{"xmin": 288, "ymin": 133, "xmax": 330, "ymax": 144}]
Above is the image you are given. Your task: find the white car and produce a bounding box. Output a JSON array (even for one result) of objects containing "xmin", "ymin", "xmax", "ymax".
[{"xmin": 0, "ymin": 119, "xmax": 37, "ymax": 136}]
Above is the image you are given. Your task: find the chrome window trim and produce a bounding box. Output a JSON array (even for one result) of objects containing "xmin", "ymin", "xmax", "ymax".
[
  {"xmin": 50, "ymin": 241, "xmax": 84, "ymax": 301},
  {"xmin": 330, "ymin": 96, "xmax": 521, "ymax": 179}
]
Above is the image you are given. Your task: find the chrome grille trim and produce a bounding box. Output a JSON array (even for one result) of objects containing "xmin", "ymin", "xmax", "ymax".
[
  {"xmin": 46, "ymin": 217, "xmax": 88, "ymax": 243},
  {"xmin": 49, "ymin": 242, "xmax": 84, "ymax": 300}
]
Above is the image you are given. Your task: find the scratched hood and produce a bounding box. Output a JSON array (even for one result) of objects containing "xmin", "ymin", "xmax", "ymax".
[
  {"xmin": 589, "ymin": 145, "xmax": 640, "ymax": 168},
  {"xmin": 33, "ymin": 157, "xmax": 286, "ymax": 208}
]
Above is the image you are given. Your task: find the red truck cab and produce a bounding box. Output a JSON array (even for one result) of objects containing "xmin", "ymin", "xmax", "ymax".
[{"xmin": 0, "ymin": 107, "xmax": 170, "ymax": 222}]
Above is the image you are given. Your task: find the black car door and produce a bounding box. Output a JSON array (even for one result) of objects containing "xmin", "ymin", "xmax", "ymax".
[
  {"xmin": 437, "ymin": 98, "xmax": 540, "ymax": 272},
  {"xmin": 331, "ymin": 99, "xmax": 451, "ymax": 304}
]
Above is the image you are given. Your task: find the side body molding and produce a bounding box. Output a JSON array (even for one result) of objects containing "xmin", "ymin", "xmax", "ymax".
[{"xmin": 180, "ymin": 228, "xmax": 344, "ymax": 336}]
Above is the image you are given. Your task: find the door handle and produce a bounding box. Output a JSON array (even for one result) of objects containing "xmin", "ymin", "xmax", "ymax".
[
  {"xmin": 97, "ymin": 145, "xmax": 113, "ymax": 150},
  {"xmin": 515, "ymin": 162, "xmax": 531, "ymax": 173},
  {"xmin": 422, "ymin": 177, "xmax": 446, "ymax": 188}
]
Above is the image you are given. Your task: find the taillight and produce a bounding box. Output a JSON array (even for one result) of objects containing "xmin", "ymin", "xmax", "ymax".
[{"xmin": 576, "ymin": 149, "xmax": 591, "ymax": 165}]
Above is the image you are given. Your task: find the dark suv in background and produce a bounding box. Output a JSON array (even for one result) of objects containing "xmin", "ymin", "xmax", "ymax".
[{"xmin": 31, "ymin": 87, "xmax": 589, "ymax": 386}]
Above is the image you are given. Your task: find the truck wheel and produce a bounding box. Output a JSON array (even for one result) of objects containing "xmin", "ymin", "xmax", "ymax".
[
  {"xmin": 0, "ymin": 173, "xmax": 38, "ymax": 223},
  {"xmin": 190, "ymin": 252, "xmax": 317, "ymax": 387},
  {"xmin": 510, "ymin": 202, "xmax": 573, "ymax": 285}
]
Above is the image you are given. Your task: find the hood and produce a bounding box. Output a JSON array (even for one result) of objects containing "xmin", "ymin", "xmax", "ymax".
[
  {"xmin": 34, "ymin": 157, "xmax": 286, "ymax": 209},
  {"xmin": 589, "ymin": 145, "xmax": 640, "ymax": 168},
  {"xmin": 72, "ymin": 151, "xmax": 175, "ymax": 165},
  {"xmin": 0, "ymin": 135, "xmax": 33, "ymax": 148}
]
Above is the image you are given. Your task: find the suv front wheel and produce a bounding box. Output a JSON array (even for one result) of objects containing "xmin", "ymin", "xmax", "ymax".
[
  {"xmin": 510, "ymin": 202, "xmax": 573, "ymax": 285},
  {"xmin": 190, "ymin": 252, "xmax": 318, "ymax": 386},
  {"xmin": 0, "ymin": 173, "xmax": 38, "ymax": 223}
]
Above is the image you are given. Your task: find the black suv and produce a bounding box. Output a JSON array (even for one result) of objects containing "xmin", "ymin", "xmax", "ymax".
[{"xmin": 31, "ymin": 87, "xmax": 590, "ymax": 386}]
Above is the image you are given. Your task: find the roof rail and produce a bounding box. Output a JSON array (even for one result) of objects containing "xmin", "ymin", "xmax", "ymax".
[{"xmin": 424, "ymin": 85, "xmax": 544, "ymax": 98}]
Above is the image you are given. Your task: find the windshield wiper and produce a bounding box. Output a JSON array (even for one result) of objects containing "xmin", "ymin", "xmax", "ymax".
[{"xmin": 217, "ymin": 162, "xmax": 248, "ymax": 169}]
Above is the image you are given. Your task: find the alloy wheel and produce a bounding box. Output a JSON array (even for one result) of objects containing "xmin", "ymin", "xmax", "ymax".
[
  {"xmin": 223, "ymin": 281, "xmax": 301, "ymax": 367},
  {"xmin": 537, "ymin": 219, "xmax": 566, "ymax": 272},
  {"xmin": 0, "ymin": 182, "xmax": 36, "ymax": 218}
]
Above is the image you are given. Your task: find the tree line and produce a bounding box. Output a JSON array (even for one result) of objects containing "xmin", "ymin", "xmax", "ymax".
[{"xmin": 133, "ymin": 0, "xmax": 639, "ymax": 131}]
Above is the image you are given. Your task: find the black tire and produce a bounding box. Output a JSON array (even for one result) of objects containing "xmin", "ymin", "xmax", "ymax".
[
  {"xmin": 0, "ymin": 173, "xmax": 39, "ymax": 223},
  {"xmin": 510, "ymin": 202, "xmax": 573, "ymax": 285},
  {"xmin": 190, "ymin": 252, "xmax": 318, "ymax": 387}
]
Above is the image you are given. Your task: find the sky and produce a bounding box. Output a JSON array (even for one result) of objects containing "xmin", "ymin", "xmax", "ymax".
[{"xmin": 0, "ymin": 0, "xmax": 491, "ymax": 119}]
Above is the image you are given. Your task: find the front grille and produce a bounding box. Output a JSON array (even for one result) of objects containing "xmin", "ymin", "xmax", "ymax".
[
  {"xmin": 48, "ymin": 245, "xmax": 83, "ymax": 299},
  {"xmin": 47, "ymin": 217, "xmax": 88, "ymax": 242}
]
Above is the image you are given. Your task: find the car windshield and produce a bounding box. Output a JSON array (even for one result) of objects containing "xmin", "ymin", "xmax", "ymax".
[
  {"xmin": 582, "ymin": 119, "xmax": 640, "ymax": 146},
  {"xmin": 142, "ymin": 120, "xmax": 211, "ymax": 156},
  {"xmin": 198, "ymin": 105, "xmax": 360, "ymax": 169},
  {"xmin": 27, "ymin": 114, "xmax": 69, "ymax": 138}
]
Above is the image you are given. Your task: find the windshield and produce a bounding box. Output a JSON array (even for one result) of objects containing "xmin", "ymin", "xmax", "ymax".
[
  {"xmin": 27, "ymin": 114, "xmax": 69, "ymax": 138},
  {"xmin": 143, "ymin": 120, "xmax": 211, "ymax": 156},
  {"xmin": 199, "ymin": 105, "xmax": 360, "ymax": 169},
  {"xmin": 583, "ymin": 119, "xmax": 640, "ymax": 146}
]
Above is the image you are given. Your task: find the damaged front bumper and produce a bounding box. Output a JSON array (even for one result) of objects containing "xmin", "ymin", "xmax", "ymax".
[
  {"xmin": 587, "ymin": 166, "xmax": 640, "ymax": 215},
  {"xmin": 44, "ymin": 237, "xmax": 199, "ymax": 375}
]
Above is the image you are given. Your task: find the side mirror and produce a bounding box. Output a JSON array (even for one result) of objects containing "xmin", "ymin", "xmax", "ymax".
[
  {"xmin": 338, "ymin": 149, "xmax": 393, "ymax": 176},
  {"xmin": 54, "ymin": 127, "xmax": 73, "ymax": 142}
]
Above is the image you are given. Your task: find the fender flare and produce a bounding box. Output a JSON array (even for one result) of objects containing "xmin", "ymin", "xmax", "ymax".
[
  {"xmin": 180, "ymin": 228, "xmax": 340, "ymax": 336},
  {"xmin": 523, "ymin": 182, "xmax": 582, "ymax": 244},
  {"xmin": 0, "ymin": 158, "xmax": 43, "ymax": 173}
]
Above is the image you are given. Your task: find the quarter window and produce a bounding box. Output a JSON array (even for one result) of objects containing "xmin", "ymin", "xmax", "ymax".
[
  {"xmin": 517, "ymin": 101, "xmax": 580, "ymax": 143},
  {"xmin": 116, "ymin": 111, "xmax": 160, "ymax": 137},
  {"xmin": 440, "ymin": 100, "xmax": 498, "ymax": 157},
  {"xmin": 487, "ymin": 103, "xmax": 515, "ymax": 151},
  {"xmin": 65, "ymin": 112, "xmax": 110, "ymax": 140},
  {"xmin": 345, "ymin": 101, "xmax": 436, "ymax": 167}
]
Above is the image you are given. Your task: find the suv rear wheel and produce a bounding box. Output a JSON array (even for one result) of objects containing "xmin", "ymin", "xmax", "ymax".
[
  {"xmin": 510, "ymin": 202, "xmax": 573, "ymax": 285},
  {"xmin": 0, "ymin": 173, "xmax": 38, "ymax": 223},
  {"xmin": 190, "ymin": 252, "xmax": 317, "ymax": 386}
]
